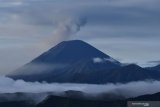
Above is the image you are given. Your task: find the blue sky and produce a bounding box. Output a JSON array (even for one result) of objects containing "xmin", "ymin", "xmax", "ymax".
[{"xmin": 0, "ymin": 0, "xmax": 160, "ymax": 74}]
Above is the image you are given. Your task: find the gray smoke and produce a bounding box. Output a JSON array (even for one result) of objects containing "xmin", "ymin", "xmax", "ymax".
[{"xmin": 46, "ymin": 17, "xmax": 87, "ymax": 46}]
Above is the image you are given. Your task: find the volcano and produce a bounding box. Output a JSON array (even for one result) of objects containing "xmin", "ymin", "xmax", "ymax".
[{"xmin": 8, "ymin": 40, "xmax": 160, "ymax": 84}]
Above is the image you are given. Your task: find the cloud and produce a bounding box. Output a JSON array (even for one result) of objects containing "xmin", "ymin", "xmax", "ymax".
[
  {"xmin": 1, "ymin": 76, "xmax": 160, "ymax": 103},
  {"xmin": 148, "ymin": 61, "xmax": 160, "ymax": 65},
  {"xmin": 93, "ymin": 57, "xmax": 105, "ymax": 63},
  {"xmin": 93, "ymin": 57, "xmax": 117, "ymax": 63},
  {"xmin": 45, "ymin": 16, "xmax": 87, "ymax": 46},
  {"xmin": 0, "ymin": 1, "xmax": 24, "ymax": 8}
]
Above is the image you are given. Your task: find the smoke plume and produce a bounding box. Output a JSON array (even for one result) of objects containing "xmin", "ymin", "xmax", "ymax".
[{"xmin": 46, "ymin": 17, "xmax": 87, "ymax": 46}]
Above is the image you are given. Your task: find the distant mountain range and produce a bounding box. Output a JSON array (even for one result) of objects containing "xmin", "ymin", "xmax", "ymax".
[
  {"xmin": 146, "ymin": 65, "xmax": 160, "ymax": 72},
  {"xmin": 8, "ymin": 40, "xmax": 160, "ymax": 84}
]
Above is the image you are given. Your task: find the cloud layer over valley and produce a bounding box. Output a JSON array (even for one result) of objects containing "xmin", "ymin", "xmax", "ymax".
[{"xmin": 0, "ymin": 76, "xmax": 160, "ymax": 103}]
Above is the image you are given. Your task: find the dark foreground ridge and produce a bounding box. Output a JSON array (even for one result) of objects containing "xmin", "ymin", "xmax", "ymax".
[{"xmin": 1, "ymin": 92, "xmax": 160, "ymax": 107}]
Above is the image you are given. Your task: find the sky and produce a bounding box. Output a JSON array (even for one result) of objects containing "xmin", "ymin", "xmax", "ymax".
[{"xmin": 0, "ymin": 0, "xmax": 160, "ymax": 74}]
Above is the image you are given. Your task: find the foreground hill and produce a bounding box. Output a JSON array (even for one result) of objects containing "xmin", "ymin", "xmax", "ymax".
[{"xmin": 1, "ymin": 91, "xmax": 160, "ymax": 107}]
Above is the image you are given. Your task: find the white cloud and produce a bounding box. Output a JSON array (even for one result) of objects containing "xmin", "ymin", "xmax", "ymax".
[
  {"xmin": 0, "ymin": 76, "xmax": 160, "ymax": 102},
  {"xmin": 93, "ymin": 57, "xmax": 118, "ymax": 63},
  {"xmin": 0, "ymin": 1, "xmax": 24, "ymax": 7},
  {"xmin": 93, "ymin": 57, "xmax": 105, "ymax": 63}
]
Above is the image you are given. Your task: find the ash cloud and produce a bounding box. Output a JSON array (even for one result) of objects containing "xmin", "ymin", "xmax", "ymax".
[{"xmin": 46, "ymin": 17, "xmax": 87, "ymax": 46}]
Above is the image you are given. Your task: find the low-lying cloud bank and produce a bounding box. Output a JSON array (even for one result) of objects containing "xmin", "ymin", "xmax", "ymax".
[{"xmin": 0, "ymin": 76, "xmax": 160, "ymax": 103}]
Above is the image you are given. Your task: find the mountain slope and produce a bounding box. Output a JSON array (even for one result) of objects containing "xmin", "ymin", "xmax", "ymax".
[
  {"xmin": 32, "ymin": 40, "xmax": 114, "ymax": 63},
  {"xmin": 8, "ymin": 40, "xmax": 121, "ymax": 83}
]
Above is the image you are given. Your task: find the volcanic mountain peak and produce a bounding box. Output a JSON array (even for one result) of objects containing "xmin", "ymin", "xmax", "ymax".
[
  {"xmin": 9, "ymin": 40, "xmax": 160, "ymax": 84},
  {"xmin": 32, "ymin": 40, "xmax": 112, "ymax": 64}
]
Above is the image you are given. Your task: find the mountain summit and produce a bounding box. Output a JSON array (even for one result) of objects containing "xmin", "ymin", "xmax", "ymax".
[{"xmin": 31, "ymin": 40, "xmax": 115, "ymax": 64}]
